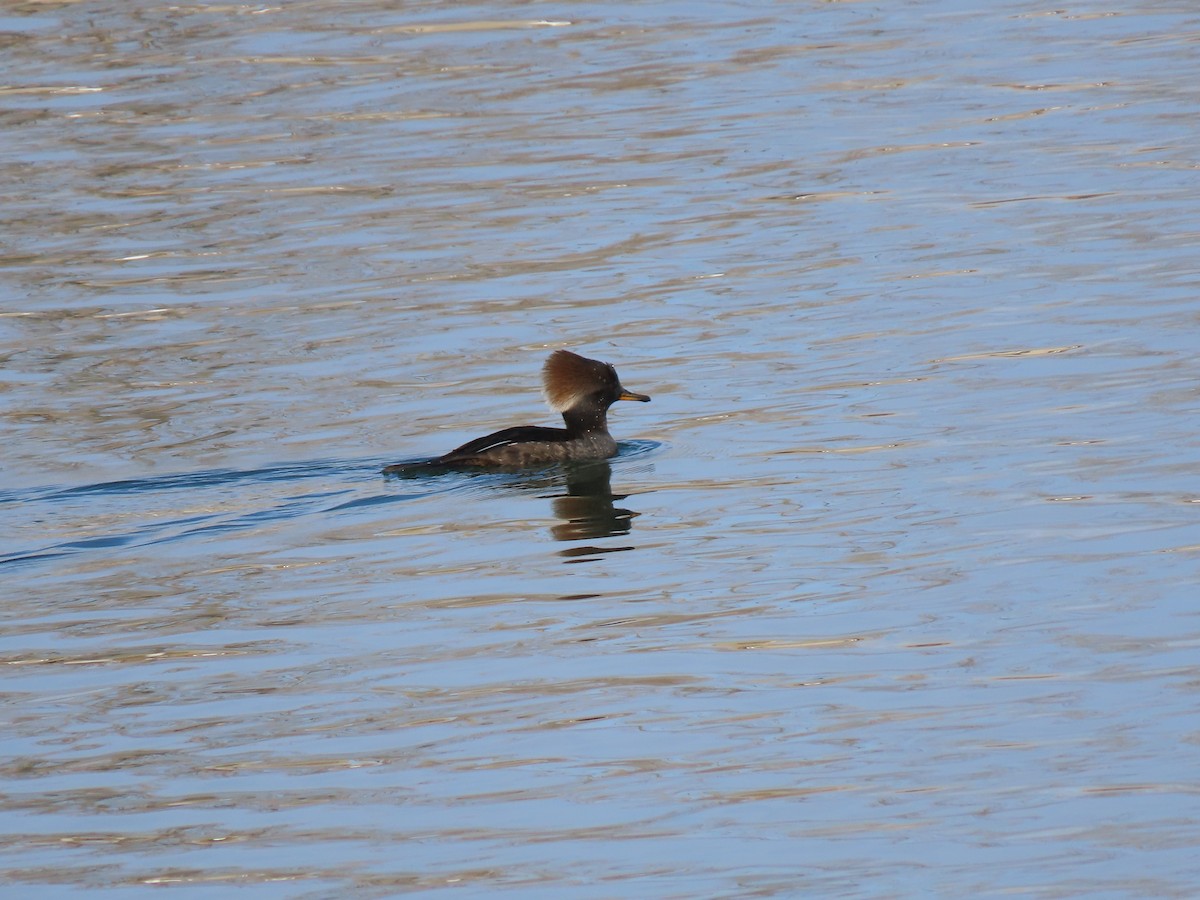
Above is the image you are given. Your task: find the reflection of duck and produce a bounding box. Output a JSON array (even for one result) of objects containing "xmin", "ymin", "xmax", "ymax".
[
  {"xmin": 551, "ymin": 461, "xmax": 638, "ymax": 546},
  {"xmin": 384, "ymin": 350, "xmax": 650, "ymax": 472}
]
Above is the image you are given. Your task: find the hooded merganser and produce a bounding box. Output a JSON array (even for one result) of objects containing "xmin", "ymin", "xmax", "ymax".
[{"xmin": 385, "ymin": 350, "xmax": 650, "ymax": 471}]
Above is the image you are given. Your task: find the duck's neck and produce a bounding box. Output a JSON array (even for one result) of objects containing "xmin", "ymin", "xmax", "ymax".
[{"xmin": 561, "ymin": 405, "xmax": 610, "ymax": 437}]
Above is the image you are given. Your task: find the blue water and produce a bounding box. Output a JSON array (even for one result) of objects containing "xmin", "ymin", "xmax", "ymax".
[{"xmin": 4, "ymin": 0, "xmax": 1200, "ymax": 897}]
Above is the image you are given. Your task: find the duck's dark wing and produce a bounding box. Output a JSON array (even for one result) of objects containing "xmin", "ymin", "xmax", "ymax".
[{"xmin": 438, "ymin": 425, "xmax": 568, "ymax": 461}]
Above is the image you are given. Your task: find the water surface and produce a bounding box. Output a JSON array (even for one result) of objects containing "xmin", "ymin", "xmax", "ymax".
[{"xmin": 4, "ymin": 1, "xmax": 1200, "ymax": 897}]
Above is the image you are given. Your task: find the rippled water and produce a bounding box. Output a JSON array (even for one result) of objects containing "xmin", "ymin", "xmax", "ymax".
[{"xmin": 4, "ymin": 1, "xmax": 1200, "ymax": 897}]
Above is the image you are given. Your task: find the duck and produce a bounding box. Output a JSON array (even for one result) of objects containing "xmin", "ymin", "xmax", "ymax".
[{"xmin": 385, "ymin": 349, "xmax": 650, "ymax": 471}]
